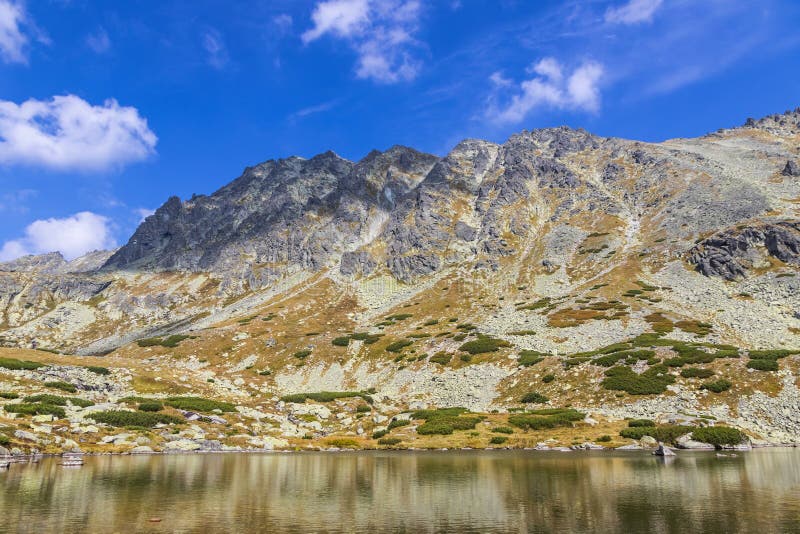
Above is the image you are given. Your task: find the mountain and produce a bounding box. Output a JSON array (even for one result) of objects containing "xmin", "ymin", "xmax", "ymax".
[{"xmin": 0, "ymin": 109, "xmax": 799, "ymax": 454}]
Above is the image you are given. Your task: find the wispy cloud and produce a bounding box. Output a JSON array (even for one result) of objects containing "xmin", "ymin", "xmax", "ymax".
[
  {"xmin": 289, "ymin": 99, "xmax": 341, "ymax": 121},
  {"xmin": 302, "ymin": 0, "xmax": 424, "ymax": 84},
  {"xmin": 203, "ymin": 28, "xmax": 229, "ymax": 69},
  {"xmin": 0, "ymin": 188, "xmax": 36, "ymax": 214},
  {"xmin": 0, "ymin": 94, "xmax": 157, "ymax": 171},
  {"xmin": 86, "ymin": 27, "xmax": 111, "ymax": 54},
  {"xmin": 0, "ymin": 0, "xmax": 28, "ymax": 63},
  {"xmin": 134, "ymin": 207, "xmax": 155, "ymax": 222},
  {"xmin": 605, "ymin": 0, "xmax": 663, "ymax": 25},
  {"xmin": 488, "ymin": 57, "xmax": 604, "ymax": 124},
  {"xmin": 0, "ymin": 211, "xmax": 117, "ymax": 261}
]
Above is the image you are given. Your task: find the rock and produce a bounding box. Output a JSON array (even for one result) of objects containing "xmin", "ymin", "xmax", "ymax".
[
  {"xmin": 130, "ymin": 446, "xmax": 154, "ymax": 454},
  {"xmin": 14, "ymin": 430, "xmax": 38, "ymax": 442},
  {"xmin": 653, "ymin": 443, "xmax": 676, "ymax": 456},
  {"xmin": 0, "ymin": 446, "xmax": 9, "ymax": 456},
  {"xmin": 615, "ymin": 444, "xmax": 642, "ymax": 450},
  {"xmin": 782, "ymin": 160, "xmax": 800, "ymax": 177},
  {"xmin": 163, "ymin": 439, "xmax": 202, "ymax": 452},
  {"xmin": 676, "ymin": 433, "xmax": 715, "ymax": 450},
  {"xmin": 639, "ymin": 436, "xmax": 658, "ymax": 448},
  {"xmin": 32, "ymin": 414, "xmax": 55, "ymax": 423}
]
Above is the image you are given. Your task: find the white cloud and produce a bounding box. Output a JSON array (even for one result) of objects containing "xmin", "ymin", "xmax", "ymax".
[
  {"xmin": 289, "ymin": 99, "xmax": 340, "ymax": 121},
  {"xmin": 0, "ymin": 94, "xmax": 157, "ymax": 171},
  {"xmin": 302, "ymin": 0, "xmax": 423, "ymax": 84},
  {"xmin": 86, "ymin": 27, "xmax": 110, "ymax": 54},
  {"xmin": 0, "ymin": 0, "xmax": 27, "ymax": 63},
  {"xmin": 0, "ymin": 211, "xmax": 117, "ymax": 261},
  {"xmin": 273, "ymin": 13, "xmax": 293, "ymax": 33},
  {"xmin": 0, "ymin": 188, "xmax": 36, "ymax": 213},
  {"xmin": 203, "ymin": 28, "xmax": 228, "ymax": 69},
  {"xmin": 605, "ymin": 0, "xmax": 663, "ymax": 25},
  {"xmin": 489, "ymin": 58, "xmax": 604, "ymax": 124},
  {"xmin": 134, "ymin": 207, "xmax": 155, "ymax": 222}
]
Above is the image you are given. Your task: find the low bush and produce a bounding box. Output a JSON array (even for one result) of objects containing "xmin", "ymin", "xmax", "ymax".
[
  {"xmin": 628, "ymin": 419, "xmax": 656, "ymax": 428},
  {"xmin": 138, "ymin": 401, "xmax": 164, "ymax": 412},
  {"xmin": 619, "ymin": 425, "xmax": 689, "ymax": 444},
  {"xmin": 90, "ymin": 410, "xmax": 183, "ymax": 427},
  {"xmin": 748, "ymin": 349, "xmax": 799, "ymax": 360},
  {"xmin": 372, "ymin": 430, "xmax": 388, "ymax": 439},
  {"xmin": 701, "ymin": 379, "xmax": 732, "ymax": 393},
  {"xmin": 44, "ymin": 381, "xmax": 77, "ymax": 393},
  {"xmin": 280, "ymin": 391, "xmax": 373, "ymax": 404},
  {"xmin": 388, "ymin": 419, "xmax": 410, "ymax": 430},
  {"xmin": 386, "ymin": 313, "xmax": 413, "ymax": 321},
  {"xmin": 601, "ymin": 365, "xmax": 675, "ymax": 395},
  {"xmin": 747, "ymin": 359, "xmax": 778, "ymax": 371},
  {"xmin": 417, "ymin": 420, "xmax": 455, "ymax": 435},
  {"xmin": 597, "ymin": 435, "xmax": 612, "ymax": 442},
  {"xmin": 413, "ymin": 408, "xmax": 482, "ymax": 435},
  {"xmin": 489, "ymin": 436, "xmax": 508, "ymax": 445},
  {"xmin": 542, "ymin": 374, "xmax": 555, "ymax": 383},
  {"xmin": 5, "ymin": 403, "xmax": 66, "ymax": 418},
  {"xmin": 518, "ymin": 350, "xmax": 546, "ymax": 367},
  {"xmin": 356, "ymin": 404, "xmax": 371, "ymax": 413},
  {"xmin": 691, "ymin": 426, "xmax": 746, "ymax": 447},
  {"xmin": 331, "ymin": 336, "xmax": 351, "ymax": 347},
  {"xmin": 293, "ymin": 350, "xmax": 312, "ymax": 359},
  {"xmin": 24, "ymin": 394, "xmax": 93, "ymax": 408},
  {"xmin": 492, "ymin": 426, "xmax": 514, "ymax": 434},
  {"xmin": 385, "ymin": 340, "xmax": 413, "ymax": 353},
  {"xmin": 680, "ymin": 367, "xmax": 714, "ymax": 378},
  {"xmin": 508, "ymin": 409, "xmax": 584, "ymax": 431},
  {"xmin": 325, "ymin": 438, "xmax": 360, "ymax": 448},
  {"xmin": 164, "ymin": 396, "xmax": 236, "ymax": 412},
  {"xmin": 460, "ymin": 354, "xmax": 472, "ymax": 362},
  {"xmin": 520, "ymin": 392, "xmax": 549, "ymax": 404},
  {"xmin": 0, "ymin": 357, "xmax": 44, "ymax": 370},
  {"xmin": 378, "ymin": 437, "xmax": 402, "ymax": 446},
  {"xmin": 0, "ymin": 392, "xmax": 19, "ymax": 399},
  {"xmin": 459, "ymin": 336, "xmax": 511, "ymax": 355},
  {"xmin": 86, "ymin": 366, "xmax": 110, "ymax": 375},
  {"xmin": 429, "ymin": 352, "xmax": 451, "ymax": 365},
  {"xmin": 136, "ymin": 335, "xmax": 191, "ymax": 348},
  {"xmin": 0, "ymin": 434, "xmax": 9, "ymax": 446}
]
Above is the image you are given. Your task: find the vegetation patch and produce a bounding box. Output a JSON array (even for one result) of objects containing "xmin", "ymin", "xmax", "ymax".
[
  {"xmin": 387, "ymin": 419, "xmax": 410, "ymax": 430},
  {"xmin": 691, "ymin": 427, "xmax": 746, "ymax": 447},
  {"xmin": 458, "ymin": 335, "xmax": 511, "ymax": 355},
  {"xmin": 747, "ymin": 359, "xmax": 779, "ymax": 371},
  {"xmin": 293, "ymin": 350, "xmax": 312, "ymax": 359},
  {"xmin": 24, "ymin": 394, "xmax": 93, "ymax": 408},
  {"xmin": 378, "ymin": 437, "xmax": 402, "ymax": 446},
  {"xmin": 136, "ymin": 335, "xmax": 193, "ymax": 348},
  {"xmin": 164, "ymin": 396, "xmax": 236, "ymax": 412},
  {"xmin": 386, "ymin": 339, "xmax": 414, "ymax": 353},
  {"xmin": 280, "ymin": 391, "xmax": 373, "ymax": 404},
  {"xmin": 90, "ymin": 410, "xmax": 183, "ymax": 428},
  {"xmin": 0, "ymin": 357, "xmax": 44, "ymax": 371},
  {"xmin": 508, "ymin": 408, "xmax": 584, "ymax": 431},
  {"xmin": 138, "ymin": 401, "xmax": 164, "ymax": 412},
  {"xmin": 325, "ymin": 438, "xmax": 360, "ymax": 449},
  {"xmin": 701, "ymin": 379, "xmax": 732, "ymax": 393},
  {"xmin": 680, "ymin": 367, "xmax": 714, "ymax": 378},
  {"xmin": 627, "ymin": 419, "xmax": 656, "ymax": 427},
  {"xmin": 619, "ymin": 425, "xmax": 690, "ymax": 444},
  {"xmin": 412, "ymin": 408, "xmax": 482, "ymax": 435},
  {"xmin": 492, "ymin": 426, "xmax": 514, "ymax": 434},
  {"xmin": 429, "ymin": 352, "xmax": 451, "ymax": 365},
  {"xmin": 601, "ymin": 365, "xmax": 675, "ymax": 395},
  {"xmin": 86, "ymin": 366, "xmax": 110, "ymax": 375},
  {"xmin": 518, "ymin": 350, "xmax": 546, "ymax": 367},
  {"xmin": 44, "ymin": 381, "xmax": 77, "ymax": 393},
  {"xmin": 0, "ymin": 391, "xmax": 19, "ymax": 399},
  {"xmin": 4, "ymin": 403, "xmax": 66, "ymax": 418},
  {"xmin": 489, "ymin": 436, "xmax": 508, "ymax": 445},
  {"xmin": 520, "ymin": 392, "xmax": 549, "ymax": 404},
  {"xmin": 508, "ymin": 330, "xmax": 537, "ymax": 336},
  {"xmin": 542, "ymin": 374, "xmax": 555, "ymax": 383},
  {"xmin": 331, "ymin": 336, "xmax": 351, "ymax": 347}
]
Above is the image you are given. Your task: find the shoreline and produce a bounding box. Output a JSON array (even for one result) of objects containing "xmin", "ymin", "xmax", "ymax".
[{"xmin": 3, "ymin": 441, "xmax": 798, "ymax": 461}]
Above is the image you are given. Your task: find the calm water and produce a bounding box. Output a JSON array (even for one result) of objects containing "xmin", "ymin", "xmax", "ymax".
[{"xmin": 1, "ymin": 449, "xmax": 800, "ymax": 533}]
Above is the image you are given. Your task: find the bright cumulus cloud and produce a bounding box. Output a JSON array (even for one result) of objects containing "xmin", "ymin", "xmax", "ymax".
[
  {"xmin": 0, "ymin": 0, "xmax": 27, "ymax": 63},
  {"xmin": 0, "ymin": 94, "xmax": 157, "ymax": 171},
  {"xmin": 302, "ymin": 0, "xmax": 422, "ymax": 84},
  {"xmin": 0, "ymin": 211, "xmax": 117, "ymax": 261},
  {"xmin": 489, "ymin": 57, "xmax": 604, "ymax": 124},
  {"xmin": 605, "ymin": 0, "xmax": 663, "ymax": 25}
]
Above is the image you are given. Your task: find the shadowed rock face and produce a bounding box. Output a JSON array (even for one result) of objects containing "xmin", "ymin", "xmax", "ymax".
[{"xmin": 687, "ymin": 222, "xmax": 800, "ymax": 280}]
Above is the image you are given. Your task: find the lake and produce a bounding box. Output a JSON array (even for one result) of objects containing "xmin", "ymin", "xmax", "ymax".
[{"xmin": 2, "ymin": 449, "xmax": 799, "ymax": 533}]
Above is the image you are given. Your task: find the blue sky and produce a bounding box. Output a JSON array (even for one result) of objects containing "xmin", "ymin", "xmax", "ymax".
[{"xmin": 1, "ymin": 0, "xmax": 799, "ymax": 260}]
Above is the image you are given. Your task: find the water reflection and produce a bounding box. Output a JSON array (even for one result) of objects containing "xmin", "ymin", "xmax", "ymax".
[{"xmin": 1, "ymin": 449, "xmax": 799, "ymax": 533}]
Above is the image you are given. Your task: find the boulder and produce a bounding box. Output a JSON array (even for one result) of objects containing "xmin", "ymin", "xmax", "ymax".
[
  {"xmin": 782, "ymin": 160, "xmax": 800, "ymax": 177},
  {"xmin": 676, "ymin": 433, "xmax": 715, "ymax": 450}
]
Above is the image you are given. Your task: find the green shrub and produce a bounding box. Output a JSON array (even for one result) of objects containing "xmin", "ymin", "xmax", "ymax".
[
  {"xmin": 4, "ymin": 403, "xmax": 66, "ymax": 418},
  {"xmin": 386, "ymin": 340, "xmax": 414, "ymax": 353},
  {"xmin": 280, "ymin": 391, "xmax": 373, "ymax": 404},
  {"xmin": 293, "ymin": 350, "xmax": 312, "ymax": 359},
  {"xmin": 388, "ymin": 419, "xmax": 410, "ymax": 430},
  {"xmin": 136, "ymin": 335, "xmax": 191, "ymax": 348},
  {"xmin": 459, "ymin": 336, "xmax": 511, "ymax": 355},
  {"xmin": 24, "ymin": 394, "xmax": 93, "ymax": 408},
  {"xmin": 508, "ymin": 409, "xmax": 584, "ymax": 431},
  {"xmin": 542, "ymin": 374, "xmax": 555, "ymax": 383},
  {"xmin": 518, "ymin": 350, "xmax": 546, "ymax": 367},
  {"xmin": 680, "ymin": 367, "xmax": 714, "ymax": 378},
  {"xmin": 417, "ymin": 420, "xmax": 454, "ymax": 435},
  {"xmin": 86, "ymin": 366, "xmax": 110, "ymax": 375},
  {"xmin": 164, "ymin": 396, "xmax": 236, "ymax": 412},
  {"xmin": 0, "ymin": 391, "xmax": 19, "ymax": 399},
  {"xmin": 619, "ymin": 425, "xmax": 689, "ymax": 444},
  {"xmin": 489, "ymin": 436, "xmax": 508, "ymax": 445},
  {"xmin": 747, "ymin": 359, "xmax": 778, "ymax": 371},
  {"xmin": 460, "ymin": 354, "xmax": 472, "ymax": 362},
  {"xmin": 701, "ymin": 379, "xmax": 732, "ymax": 393},
  {"xmin": 90, "ymin": 410, "xmax": 182, "ymax": 427},
  {"xmin": 413, "ymin": 408, "xmax": 481, "ymax": 435},
  {"xmin": 44, "ymin": 381, "xmax": 77, "ymax": 393},
  {"xmin": 423, "ymin": 319, "xmax": 439, "ymax": 326},
  {"xmin": 520, "ymin": 392, "xmax": 549, "ymax": 404},
  {"xmin": 597, "ymin": 435, "xmax": 612, "ymax": 442},
  {"xmin": 378, "ymin": 437, "xmax": 402, "ymax": 446},
  {"xmin": 429, "ymin": 352, "xmax": 451, "ymax": 365},
  {"xmin": 332, "ymin": 336, "xmax": 351, "ymax": 347},
  {"xmin": 748, "ymin": 349, "xmax": 799, "ymax": 359},
  {"xmin": 691, "ymin": 426, "xmax": 746, "ymax": 447},
  {"xmin": 372, "ymin": 430, "xmax": 388, "ymax": 439},
  {"xmin": 386, "ymin": 313, "xmax": 413, "ymax": 321},
  {"xmin": 601, "ymin": 365, "xmax": 675, "ymax": 395},
  {"xmin": 0, "ymin": 357, "xmax": 44, "ymax": 370},
  {"xmin": 137, "ymin": 402, "xmax": 163, "ymax": 412},
  {"xmin": 356, "ymin": 404, "xmax": 371, "ymax": 413},
  {"xmin": 492, "ymin": 426, "xmax": 514, "ymax": 434},
  {"xmin": 628, "ymin": 419, "xmax": 656, "ymax": 427},
  {"xmin": 0, "ymin": 434, "xmax": 9, "ymax": 446},
  {"xmin": 411, "ymin": 407, "xmax": 467, "ymax": 420}
]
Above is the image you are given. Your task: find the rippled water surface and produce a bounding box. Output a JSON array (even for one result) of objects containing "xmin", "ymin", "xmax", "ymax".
[{"xmin": 2, "ymin": 449, "xmax": 800, "ymax": 533}]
